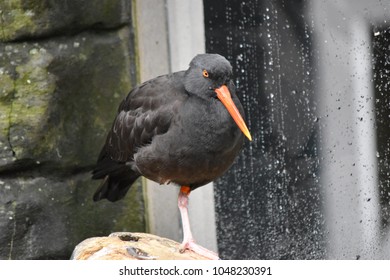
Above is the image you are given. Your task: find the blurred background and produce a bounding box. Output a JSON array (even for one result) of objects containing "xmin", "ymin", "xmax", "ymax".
[{"xmin": 0, "ymin": 0, "xmax": 389, "ymax": 259}]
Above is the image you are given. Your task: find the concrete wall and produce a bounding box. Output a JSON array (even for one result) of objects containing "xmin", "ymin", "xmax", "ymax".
[{"xmin": 135, "ymin": 0, "xmax": 218, "ymax": 253}]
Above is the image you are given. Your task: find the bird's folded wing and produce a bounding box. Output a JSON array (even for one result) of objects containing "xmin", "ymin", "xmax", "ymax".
[{"xmin": 104, "ymin": 75, "xmax": 187, "ymax": 163}]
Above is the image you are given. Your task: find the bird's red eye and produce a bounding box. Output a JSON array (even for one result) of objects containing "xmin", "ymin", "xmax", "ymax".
[{"xmin": 202, "ymin": 70, "xmax": 209, "ymax": 78}]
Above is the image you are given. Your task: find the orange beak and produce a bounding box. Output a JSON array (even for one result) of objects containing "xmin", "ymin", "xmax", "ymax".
[{"xmin": 215, "ymin": 85, "xmax": 252, "ymax": 141}]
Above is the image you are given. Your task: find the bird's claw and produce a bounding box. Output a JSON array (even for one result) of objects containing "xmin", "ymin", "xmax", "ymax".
[{"xmin": 179, "ymin": 239, "xmax": 219, "ymax": 260}]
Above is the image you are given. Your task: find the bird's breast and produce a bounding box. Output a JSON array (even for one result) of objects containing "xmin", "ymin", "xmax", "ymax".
[
  {"xmin": 182, "ymin": 98, "xmax": 242, "ymax": 147},
  {"xmin": 133, "ymin": 96, "xmax": 244, "ymax": 188}
]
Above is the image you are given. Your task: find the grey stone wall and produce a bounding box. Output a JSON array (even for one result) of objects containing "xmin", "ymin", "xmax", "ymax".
[{"xmin": 0, "ymin": 0, "xmax": 145, "ymax": 259}]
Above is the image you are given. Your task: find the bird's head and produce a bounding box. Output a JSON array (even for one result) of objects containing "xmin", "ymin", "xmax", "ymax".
[
  {"xmin": 185, "ymin": 53, "xmax": 233, "ymax": 95},
  {"xmin": 184, "ymin": 53, "xmax": 252, "ymax": 141}
]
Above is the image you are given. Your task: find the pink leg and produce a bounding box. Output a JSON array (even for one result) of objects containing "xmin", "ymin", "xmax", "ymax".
[{"xmin": 178, "ymin": 186, "xmax": 219, "ymax": 260}]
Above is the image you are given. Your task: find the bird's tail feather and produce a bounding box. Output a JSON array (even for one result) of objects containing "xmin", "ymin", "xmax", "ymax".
[{"xmin": 92, "ymin": 155, "xmax": 140, "ymax": 202}]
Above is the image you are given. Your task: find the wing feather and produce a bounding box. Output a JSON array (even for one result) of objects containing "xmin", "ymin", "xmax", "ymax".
[{"xmin": 104, "ymin": 72, "xmax": 186, "ymax": 163}]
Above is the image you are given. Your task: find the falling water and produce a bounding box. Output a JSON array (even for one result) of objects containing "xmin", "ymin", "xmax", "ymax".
[
  {"xmin": 205, "ymin": 0, "xmax": 390, "ymax": 260},
  {"xmin": 205, "ymin": 0, "xmax": 323, "ymax": 259}
]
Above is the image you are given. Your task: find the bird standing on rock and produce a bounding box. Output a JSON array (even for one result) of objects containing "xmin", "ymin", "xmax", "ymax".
[{"xmin": 92, "ymin": 53, "xmax": 252, "ymax": 259}]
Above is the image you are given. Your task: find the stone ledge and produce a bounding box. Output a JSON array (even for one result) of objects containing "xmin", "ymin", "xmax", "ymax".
[{"xmin": 71, "ymin": 232, "xmax": 209, "ymax": 260}]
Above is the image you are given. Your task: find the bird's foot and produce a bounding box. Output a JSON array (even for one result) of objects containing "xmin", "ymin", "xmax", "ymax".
[{"xmin": 179, "ymin": 239, "xmax": 219, "ymax": 260}]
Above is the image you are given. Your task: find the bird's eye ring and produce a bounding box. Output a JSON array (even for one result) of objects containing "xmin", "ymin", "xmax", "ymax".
[{"xmin": 202, "ymin": 69, "xmax": 209, "ymax": 78}]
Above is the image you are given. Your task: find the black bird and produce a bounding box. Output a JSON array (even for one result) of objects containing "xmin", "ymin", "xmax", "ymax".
[{"xmin": 92, "ymin": 53, "xmax": 252, "ymax": 259}]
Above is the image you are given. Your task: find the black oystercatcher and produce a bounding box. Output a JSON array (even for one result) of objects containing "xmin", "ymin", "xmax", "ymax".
[{"xmin": 92, "ymin": 53, "xmax": 251, "ymax": 259}]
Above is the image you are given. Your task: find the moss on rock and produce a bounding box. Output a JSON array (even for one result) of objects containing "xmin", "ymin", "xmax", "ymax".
[
  {"xmin": 0, "ymin": 27, "xmax": 135, "ymax": 169},
  {"xmin": 0, "ymin": 0, "xmax": 131, "ymax": 42},
  {"xmin": 0, "ymin": 0, "xmax": 38, "ymax": 41},
  {"xmin": 0, "ymin": 173, "xmax": 145, "ymax": 259},
  {"xmin": 10, "ymin": 47, "xmax": 56, "ymax": 159},
  {"xmin": 0, "ymin": 1, "xmax": 144, "ymax": 260}
]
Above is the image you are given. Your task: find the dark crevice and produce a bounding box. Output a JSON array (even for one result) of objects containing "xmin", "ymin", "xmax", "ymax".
[
  {"xmin": 0, "ymin": 159, "xmax": 95, "ymax": 179},
  {"xmin": 1, "ymin": 23, "xmax": 131, "ymax": 44},
  {"xmin": 117, "ymin": 233, "xmax": 139, "ymax": 242}
]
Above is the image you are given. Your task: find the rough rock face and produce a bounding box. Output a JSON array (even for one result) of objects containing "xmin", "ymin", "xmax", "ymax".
[
  {"xmin": 71, "ymin": 232, "xmax": 208, "ymax": 260},
  {"xmin": 0, "ymin": 28, "xmax": 135, "ymax": 167},
  {"xmin": 0, "ymin": 0, "xmax": 131, "ymax": 41},
  {"xmin": 0, "ymin": 176, "xmax": 144, "ymax": 260},
  {"xmin": 0, "ymin": 1, "xmax": 144, "ymax": 259}
]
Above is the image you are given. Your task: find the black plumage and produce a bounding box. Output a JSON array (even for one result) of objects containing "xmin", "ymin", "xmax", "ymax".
[{"xmin": 92, "ymin": 53, "xmax": 251, "ymax": 259}]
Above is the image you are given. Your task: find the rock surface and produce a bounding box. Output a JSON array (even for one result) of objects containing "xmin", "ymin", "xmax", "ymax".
[
  {"xmin": 0, "ymin": 175, "xmax": 144, "ymax": 260},
  {"xmin": 0, "ymin": 27, "xmax": 135, "ymax": 168},
  {"xmin": 71, "ymin": 232, "xmax": 209, "ymax": 260},
  {"xmin": 0, "ymin": 0, "xmax": 131, "ymax": 42},
  {"xmin": 0, "ymin": 1, "xmax": 144, "ymax": 259}
]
